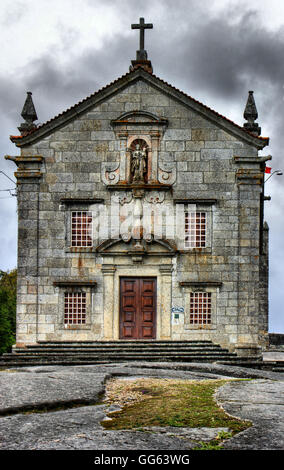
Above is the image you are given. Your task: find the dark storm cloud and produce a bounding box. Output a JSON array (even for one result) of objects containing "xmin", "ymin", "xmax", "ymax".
[
  {"xmin": 12, "ymin": 34, "xmax": 134, "ymax": 125},
  {"xmin": 2, "ymin": 1, "xmax": 284, "ymax": 168},
  {"xmin": 7, "ymin": 2, "xmax": 284, "ymax": 131},
  {"xmin": 155, "ymin": 7, "xmax": 284, "ymax": 98}
]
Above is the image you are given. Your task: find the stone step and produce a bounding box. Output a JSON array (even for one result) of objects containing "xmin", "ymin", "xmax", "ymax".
[
  {"xmin": 2, "ymin": 352, "xmax": 237, "ymax": 361},
  {"xmin": 33, "ymin": 341, "xmax": 216, "ymax": 348},
  {"xmin": 0, "ymin": 355, "xmax": 240, "ymax": 367},
  {"xmin": 36, "ymin": 340, "xmax": 214, "ymax": 344},
  {"xmin": 0, "ymin": 339, "xmax": 267, "ymax": 369},
  {"xmin": 10, "ymin": 346, "xmax": 228, "ymax": 354}
]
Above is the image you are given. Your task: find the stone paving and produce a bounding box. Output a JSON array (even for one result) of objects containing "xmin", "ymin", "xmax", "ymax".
[{"xmin": 0, "ymin": 362, "xmax": 283, "ymax": 450}]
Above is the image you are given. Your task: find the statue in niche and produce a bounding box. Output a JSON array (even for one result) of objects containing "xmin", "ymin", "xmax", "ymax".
[{"xmin": 130, "ymin": 143, "xmax": 147, "ymax": 183}]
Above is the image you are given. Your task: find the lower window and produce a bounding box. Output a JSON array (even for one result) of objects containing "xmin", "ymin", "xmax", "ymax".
[
  {"xmin": 189, "ymin": 292, "xmax": 211, "ymax": 325},
  {"xmin": 64, "ymin": 292, "xmax": 87, "ymax": 324}
]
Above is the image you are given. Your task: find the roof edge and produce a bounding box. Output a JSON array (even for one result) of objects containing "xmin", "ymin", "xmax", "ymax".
[{"xmin": 10, "ymin": 66, "xmax": 269, "ymax": 149}]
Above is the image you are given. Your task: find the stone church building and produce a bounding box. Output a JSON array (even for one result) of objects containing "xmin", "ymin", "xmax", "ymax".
[{"xmin": 7, "ymin": 19, "xmax": 271, "ymax": 358}]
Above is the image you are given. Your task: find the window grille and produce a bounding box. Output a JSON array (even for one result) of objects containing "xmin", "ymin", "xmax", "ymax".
[
  {"xmin": 189, "ymin": 292, "xmax": 211, "ymax": 324},
  {"xmin": 64, "ymin": 292, "xmax": 87, "ymax": 324},
  {"xmin": 185, "ymin": 211, "xmax": 206, "ymax": 248},
  {"xmin": 71, "ymin": 211, "xmax": 93, "ymax": 247}
]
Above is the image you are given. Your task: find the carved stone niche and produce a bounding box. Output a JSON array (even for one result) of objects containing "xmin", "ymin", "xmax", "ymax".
[{"xmin": 109, "ymin": 110, "xmax": 169, "ymax": 184}]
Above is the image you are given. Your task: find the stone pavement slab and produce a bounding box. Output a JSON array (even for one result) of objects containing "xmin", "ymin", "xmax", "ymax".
[
  {"xmin": 216, "ymin": 379, "xmax": 284, "ymax": 450},
  {"xmin": 0, "ymin": 406, "xmax": 223, "ymax": 450},
  {"xmin": 0, "ymin": 362, "xmax": 283, "ymax": 450},
  {"xmin": 0, "ymin": 369, "xmax": 109, "ymax": 415},
  {"xmin": 1, "ymin": 362, "xmax": 261, "ymax": 416}
]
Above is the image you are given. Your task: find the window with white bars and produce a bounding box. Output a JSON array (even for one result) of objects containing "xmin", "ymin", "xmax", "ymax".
[
  {"xmin": 71, "ymin": 211, "xmax": 93, "ymax": 247},
  {"xmin": 189, "ymin": 292, "xmax": 212, "ymax": 325},
  {"xmin": 64, "ymin": 292, "xmax": 87, "ymax": 324},
  {"xmin": 185, "ymin": 211, "xmax": 206, "ymax": 248}
]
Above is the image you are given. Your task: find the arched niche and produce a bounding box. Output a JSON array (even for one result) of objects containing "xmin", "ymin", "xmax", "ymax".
[
  {"xmin": 111, "ymin": 110, "xmax": 168, "ymax": 183},
  {"xmin": 127, "ymin": 136, "xmax": 151, "ymax": 183}
]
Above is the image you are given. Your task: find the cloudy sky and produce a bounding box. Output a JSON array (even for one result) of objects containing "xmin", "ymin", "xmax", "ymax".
[{"xmin": 0, "ymin": 0, "xmax": 283, "ymax": 332}]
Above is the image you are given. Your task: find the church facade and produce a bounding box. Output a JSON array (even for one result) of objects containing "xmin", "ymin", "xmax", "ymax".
[{"xmin": 7, "ymin": 21, "xmax": 271, "ymax": 356}]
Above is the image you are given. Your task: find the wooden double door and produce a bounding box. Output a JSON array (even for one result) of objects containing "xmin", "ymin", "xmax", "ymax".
[{"xmin": 120, "ymin": 277, "xmax": 157, "ymax": 339}]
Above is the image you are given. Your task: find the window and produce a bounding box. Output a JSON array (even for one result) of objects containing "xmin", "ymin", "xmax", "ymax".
[
  {"xmin": 64, "ymin": 292, "xmax": 87, "ymax": 324},
  {"xmin": 71, "ymin": 211, "xmax": 93, "ymax": 247},
  {"xmin": 189, "ymin": 292, "xmax": 211, "ymax": 325},
  {"xmin": 185, "ymin": 211, "xmax": 206, "ymax": 248}
]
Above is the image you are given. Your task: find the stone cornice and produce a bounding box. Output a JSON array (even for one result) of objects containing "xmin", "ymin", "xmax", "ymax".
[
  {"xmin": 53, "ymin": 280, "xmax": 97, "ymax": 287},
  {"xmin": 174, "ymin": 198, "xmax": 217, "ymax": 205},
  {"xmin": 5, "ymin": 155, "xmax": 44, "ymax": 163},
  {"xmin": 234, "ymin": 155, "xmax": 272, "ymax": 164},
  {"xmin": 101, "ymin": 265, "xmax": 117, "ymax": 274},
  {"xmin": 60, "ymin": 198, "xmax": 104, "ymax": 204},
  {"xmin": 106, "ymin": 182, "xmax": 172, "ymax": 191},
  {"xmin": 14, "ymin": 171, "xmax": 42, "ymax": 179},
  {"xmin": 179, "ymin": 281, "xmax": 223, "ymax": 288}
]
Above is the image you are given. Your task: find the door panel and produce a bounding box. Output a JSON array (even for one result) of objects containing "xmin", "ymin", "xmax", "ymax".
[{"xmin": 120, "ymin": 277, "xmax": 156, "ymax": 339}]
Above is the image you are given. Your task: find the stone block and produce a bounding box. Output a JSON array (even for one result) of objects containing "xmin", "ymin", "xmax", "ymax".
[
  {"xmin": 201, "ymin": 149, "xmax": 233, "ymax": 160},
  {"xmin": 91, "ymin": 131, "xmax": 115, "ymax": 141},
  {"xmin": 165, "ymin": 129, "xmax": 191, "ymax": 140},
  {"xmin": 165, "ymin": 141, "xmax": 185, "ymax": 152},
  {"xmin": 177, "ymin": 172, "xmax": 203, "ymax": 183}
]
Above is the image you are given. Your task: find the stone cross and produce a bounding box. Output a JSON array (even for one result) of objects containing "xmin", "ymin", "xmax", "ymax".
[{"xmin": 131, "ymin": 17, "xmax": 153, "ymax": 51}]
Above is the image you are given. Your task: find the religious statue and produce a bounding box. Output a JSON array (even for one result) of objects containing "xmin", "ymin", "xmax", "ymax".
[{"xmin": 130, "ymin": 143, "xmax": 147, "ymax": 183}]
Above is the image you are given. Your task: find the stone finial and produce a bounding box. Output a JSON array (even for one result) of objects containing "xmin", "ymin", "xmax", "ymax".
[
  {"xmin": 18, "ymin": 92, "xmax": 38, "ymax": 134},
  {"xmin": 243, "ymin": 91, "xmax": 261, "ymax": 136}
]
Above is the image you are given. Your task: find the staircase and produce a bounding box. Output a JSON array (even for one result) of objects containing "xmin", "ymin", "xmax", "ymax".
[{"xmin": 0, "ymin": 340, "xmax": 265, "ymax": 368}]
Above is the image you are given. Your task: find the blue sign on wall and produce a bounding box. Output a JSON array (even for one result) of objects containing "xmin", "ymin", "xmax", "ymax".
[{"xmin": 171, "ymin": 306, "xmax": 184, "ymax": 313}]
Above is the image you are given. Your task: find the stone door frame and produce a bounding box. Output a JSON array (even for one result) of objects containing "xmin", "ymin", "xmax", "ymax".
[{"xmin": 102, "ymin": 262, "xmax": 173, "ymax": 341}]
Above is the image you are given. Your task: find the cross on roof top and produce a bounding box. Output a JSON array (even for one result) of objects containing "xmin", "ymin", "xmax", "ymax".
[{"xmin": 131, "ymin": 17, "xmax": 153, "ymax": 52}]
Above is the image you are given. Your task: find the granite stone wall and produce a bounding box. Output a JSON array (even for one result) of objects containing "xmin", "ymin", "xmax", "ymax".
[{"xmin": 14, "ymin": 78, "xmax": 268, "ymax": 353}]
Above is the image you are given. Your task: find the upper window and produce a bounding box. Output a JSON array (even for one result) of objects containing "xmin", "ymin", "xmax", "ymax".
[
  {"xmin": 184, "ymin": 211, "xmax": 206, "ymax": 249},
  {"xmin": 71, "ymin": 211, "xmax": 93, "ymax": 247}
]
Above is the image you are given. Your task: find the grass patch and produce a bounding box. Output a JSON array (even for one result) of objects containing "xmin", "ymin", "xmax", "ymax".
[
  {"xmin": 102, "ymin": 377, "xmax": 250, "ymax": 436},
  {"xmin": 192, "ymin": 431, "xmax": 234, "ymax": 450}
]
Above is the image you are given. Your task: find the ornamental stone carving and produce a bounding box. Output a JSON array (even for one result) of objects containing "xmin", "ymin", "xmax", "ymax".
[
  {"xmin": 117, "ymin": 191, "xmax": 133, "ymax": 205},
  {"xmin": 158, "ymin": 162, "xmax": 176, "ymax": 185},
  {"xmin": 145, "ymin": 190, "xmax": 165, "ymax": 204},
  {"xmin": 101, "ymin": 162, "xmax": 120, "ymax": 185}
]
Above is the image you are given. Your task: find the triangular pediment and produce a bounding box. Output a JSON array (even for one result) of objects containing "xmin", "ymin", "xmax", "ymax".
[
  {"xmin": 11, "ymin": 67, "xmax": 268, "ymax": 149},
  {"xmin": 96, "ymin": 237, "xmax": 177, "ymax": 256}
]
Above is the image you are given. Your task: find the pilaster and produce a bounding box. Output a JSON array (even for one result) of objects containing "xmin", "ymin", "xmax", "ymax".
[
  {"xmin": 102, "ymin": 264, "xmax": 116, "ymax": 340},
  {"xmin": 159, "ymin": 264, "xmax": 173, "ymax": 339}
]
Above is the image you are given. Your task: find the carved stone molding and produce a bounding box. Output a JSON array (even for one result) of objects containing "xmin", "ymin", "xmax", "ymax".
[
  {"xmin": 5, "ymin": 154, "xmax": 44, "ymax": 180},
  {"xmin": 115, "ymin": 191, "xmax": 133, "ymax": 205},
  {"xmin": 158, "ymin": 162, "xmax": 176, "ymax": 185},
  {"xmin": 101, "ymin": 162, "xmax": 120, "ymax": 185},
  {"xmin": 145, "ymin": 190, "xmax": 165, "ymax": 204},
  {"xmin": 101, "ymin": 264, "xmax": 116, "ymax": 275},
  {"xmin": 159, "ymin": 264, "xmax": 173, "ymax": 275}
]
